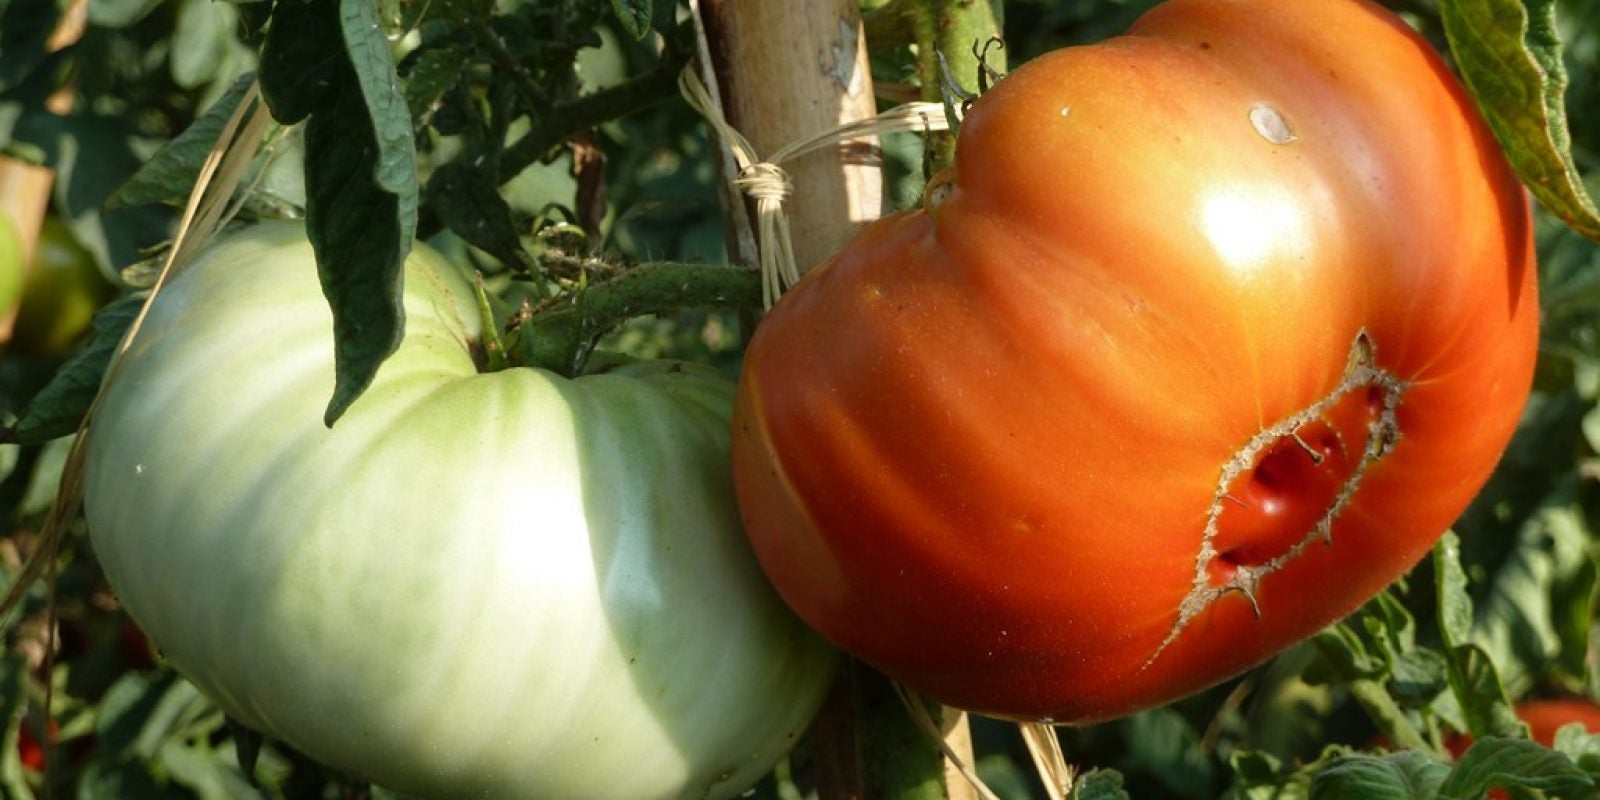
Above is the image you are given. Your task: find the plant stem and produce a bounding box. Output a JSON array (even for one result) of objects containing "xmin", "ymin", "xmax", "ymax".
[
  {"xmin": 904, "ymin": 0, "xmax": 1005, "ymax": 171},
  {"xmin": 514, "ymin": 261, "xmax": 760, "ymax": 375},
  {"xmin": 499, "ymin": 48, "xmax": 688, "ymax": 184}
]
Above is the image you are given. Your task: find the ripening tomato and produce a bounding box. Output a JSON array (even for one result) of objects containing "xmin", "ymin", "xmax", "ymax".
[
  {"xmin": 10, "ymin": 218, "xmax": 114, "ymax": 355},
  {"xmin": 732, "ymin": 0, "xmax": 1537, "ymax": 724},
  {"xmin": 0, "ymin": 212, "xmax": 21, "ymax": 327}
]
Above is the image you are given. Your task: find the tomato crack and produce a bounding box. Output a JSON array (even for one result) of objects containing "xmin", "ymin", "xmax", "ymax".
[{"xmin": 1141, "ymin": 330, "xmax": 1405, "ymax": 672}]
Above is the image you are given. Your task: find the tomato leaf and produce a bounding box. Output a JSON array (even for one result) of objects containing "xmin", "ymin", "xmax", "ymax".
[
  {"xmin": 0, "ymin": 0, "xmax": 56, "ymax": 94},
  {"xmin": 1438, "ymin": 737, "xmax": 1593, "ymax": 797},
  {"xmin": 401, "ymin": 41, "xmax": 471, "ymax": 122},
  {"xmin": 86, "ymin": 0, "xmax": 163, "ymax": 27},
  {"xmin": 170, "ymin": 0, "xmax": 240, "ymax": 91},
  {"xmin": 258, "ymin": 0, "xmax": 343, "ymax": 124},
  {"xmin": 6, "ymin": 294, "xmax": 142, "ymax": 445},
  {"xmin": 1473, "ymin": 487, "xmax": 1598, "ymax": 696},
  {"xmin": 1119, "ymin": 708, "xmax": 1215, "ymax": 796},
  {"xmin": 1435, "ymin": 532, "xmax": 1475, "ymax": 650},
  {"xmin": 338, "ymin": 0, "xmax": 418, "ymax": 219},
  {"xmin": 1071, "ymin": 768, "xmax": 1131, "ymax": 800},
  {"xmin": 1439, "ymin": 0, "xmax": 1600, "ymax": 241},
  {"xmin": 609, "ymin": 0, "xmax": 652, "ymax": 39},
  {"xmin": 1444, "ymin": 644, "xmax": 1527, "ymax": 742},
  {"xmin": 158, "ymin": 739, "xmax": 262, "ymax": 798},
  {"xmin": 424, "ymin": 158, "xmax": 534, "ymax": 273},
  {"xmin": 261, "ymin": 0, "xmax": 420, "ymax": 425},
  {"xmin": 1306, "ymin": 752, "xmax": 1448, "ymax": 800},
  {"xmin": 108, "ymin": 73, "xmax": 256, "ymax": 209}
]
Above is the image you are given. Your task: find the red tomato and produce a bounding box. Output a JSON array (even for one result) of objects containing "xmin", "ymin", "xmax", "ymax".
[
  {"xmin": 731, "ymin": 0, "xmax": 1537, "ymax": 723},
  {"xmin": 1444, "ymin": 699, "xmax": 1600, "ymax": 755},
  {"xmin": 16, "ymin": 719, "xmax": 55, "ymax": 773}
]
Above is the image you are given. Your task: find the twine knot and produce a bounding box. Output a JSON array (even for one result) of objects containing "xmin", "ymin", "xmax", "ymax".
[
  {"xmin": 735, "ymin": 162, "xmax": 792, "ymax": 205},
  {"xmin": 678, "ymin": 67, "xmax": 950, "ymax": 308}
]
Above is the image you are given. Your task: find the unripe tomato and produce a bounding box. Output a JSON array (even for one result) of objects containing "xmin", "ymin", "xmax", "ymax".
[
  {"xmin": 11, "ymin": 218, "xmax": 114, "ymax": 355},
  {"xmin": 0, "ymin": 212, "xmax": 21, "ymax": 326},
  {"xmin": 732, "ymin": 0, "xmax": 1538, "ymax": 724},
  {"xmin": 84, "ymin": 222, "xmax": 837, "ymax": 798}
]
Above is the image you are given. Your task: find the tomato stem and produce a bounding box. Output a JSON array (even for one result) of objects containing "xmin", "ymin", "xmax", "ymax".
[
  {"xmin": 512, "ymin": 261, "xmax": 760, "ymax": 376},
  {"xmin": 472, "ymin": 272, "xmax": 510, "ymax": 373},
  {"xmin": 901, "ymin": 0, "xmax": 1005, "ymax": 171}
]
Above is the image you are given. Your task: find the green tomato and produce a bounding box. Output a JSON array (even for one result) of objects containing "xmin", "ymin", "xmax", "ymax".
[
  {"xmin": 0, "ymin": 212, "xmax": 20, "ymax": 323},
  {"xmin": 84, "ymin": 221, "xmax": 837, "ymax": 799},
  {"xmin": 12, "ymin": 218, "xmax": 114, "ymax": 354}
]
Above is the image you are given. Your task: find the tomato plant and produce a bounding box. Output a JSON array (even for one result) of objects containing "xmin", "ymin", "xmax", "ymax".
[
  {"xmin": 9, "ymin": 219, "xmax": 114, "ymax": 356},
  {"xmin": 81, "ymin": 222, "xmax": 836, "ymax": 799},
  {"xmin": 733, "ymin": 0, "xmax": 1540, "ymax": 724}
]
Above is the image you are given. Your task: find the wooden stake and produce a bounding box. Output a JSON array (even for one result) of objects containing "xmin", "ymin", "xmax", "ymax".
[{"xmin": 699, "ymin": 0, "xmax": 883, "ymax": 273}]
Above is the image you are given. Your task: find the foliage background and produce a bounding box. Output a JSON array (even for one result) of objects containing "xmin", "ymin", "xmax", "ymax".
[{"xmin": 0, "ymin": 0, "xmax": 1595, "ymax": 797}]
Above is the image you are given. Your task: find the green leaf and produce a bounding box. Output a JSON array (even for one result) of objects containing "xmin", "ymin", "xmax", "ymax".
[
  {"xmin": 1474, "ymin": 487, "xmax": 1599, "ymax": 695},
  {"xmin": 402, "ymin": 42, "xmax": 471, "ymax": 121},
  {"xmin": 610, "ymin": 0, "xmax": 652, "ymax": 39},
  {"xmin": 303, "ymin": 82, "xmax": 410, "ymax": 425},
  {"xmin": 86, "ymin": 0, "xmax": 164, "ymax": 27},
  {"xmin": 424, "ymin": 158, "xmax": 533, "ymax": 273},
  {"xmin": 1072, "ymin": 769, "xmax": 1132, "ymax": 800},
  {"xmin": 1445, "ymin": 644, "xmax": 1526, "ymax": 741},
  {"xmin": 339, "ymin": 0, "xmax": 418, "ymax": 212},
  {"xmin": 1439, "ymin": 737, "xmax": 1593, "ymax": 797},
  {"xmin": 1308, "ymin": 752, "xmax": 1449, "ymax": 800},
  {"xmin": 295, "ymin": 0, "xmax": 420, "ymax": 425},
  {"xmin": 1436, "ymin": 532, "xmax": 1475, "ymax": 649},
  {"xmin": 1119, "ymin": 708, "xmax": 1215, "ymax": 798},
  {"xmin": 1434, "ymin": 536, "xmax": 1526, "ymax": 742},
  {"xmin": 261, "ymin": 0, "xmax": 419, "ymax": 424},
  {"xmin": 0, "ymin": 0, "xmax": 56, "ymax": 94},
  {"xmin": 1553, "ymin": 724, "xmax": 1600, "ymax": 775},
  {"xmin": 7, "ymin": 295, "xmax": 143, "ymax": 444},
  {"xmin": 1439, "ymin": 0, "xmax": 1600, "ymax": 240},
  {"xmin": 258, "ymin": 0, "xmax": 343, "ymax": 124},
  {"xmin": 171, "ymin": 0, "xmax": 238, "ymax": 89},
  {"xmin": 110, "ymin": 73, "xmax": 256, "ymax": 209},
  {"xmin": 158, "ymin": 739, "xmax": 262, "ymax": 800}
]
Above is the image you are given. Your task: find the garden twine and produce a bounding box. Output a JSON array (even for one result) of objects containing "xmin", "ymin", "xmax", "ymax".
[{"xmin": 677, "ymin": 68, "xmax": 952, "ymax": 308}]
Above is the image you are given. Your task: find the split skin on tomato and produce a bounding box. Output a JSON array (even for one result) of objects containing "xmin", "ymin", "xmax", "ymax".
[
  {"xmin": 732, "ymin": 0, "xmax": 1538, "ymax": 724},
  {"xmin": 83, "ymin": 222, "xmax": 837, "ymax": 799}
]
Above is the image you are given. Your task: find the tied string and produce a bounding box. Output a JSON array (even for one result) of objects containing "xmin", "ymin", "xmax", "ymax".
[{"xmin": 678, "ymin": 67, "xmax": 952, "ymax": 308}]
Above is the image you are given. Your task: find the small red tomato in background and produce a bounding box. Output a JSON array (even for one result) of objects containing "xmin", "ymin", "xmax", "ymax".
[
  {"xmin": 732, "ymin": 0, "xmax": 1537, "ymax": 724},
  {"xmin": 16, "ymin": 718, "xmax": 56, "ymax": 773},
  {"xmin": 1443, "ymin": 699, "xmax": 1600, "ymax": 756}
]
